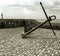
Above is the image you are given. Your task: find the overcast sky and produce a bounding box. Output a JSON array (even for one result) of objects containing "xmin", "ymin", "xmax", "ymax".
[{"xmin": 0, "ymin": 0, "xmax": 60, "ymax": 19}]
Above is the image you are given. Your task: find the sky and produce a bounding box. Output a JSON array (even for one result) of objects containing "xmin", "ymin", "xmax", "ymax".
[{"xmin": 0, "ymin": 0, "xmax": 60, "ymax": 19}]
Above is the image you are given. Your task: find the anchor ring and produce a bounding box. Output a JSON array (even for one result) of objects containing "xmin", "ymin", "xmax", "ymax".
[{"xmin": 49, "ymin": 15, "xmax": 56, "ymax": 21}]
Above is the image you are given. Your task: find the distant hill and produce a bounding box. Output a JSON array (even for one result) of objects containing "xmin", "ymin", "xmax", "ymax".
[
  {"xmin": 34, "ymin": 19, "xmax": 60, "ymax": 30},
  {"xmin": 35, "ymin": 19, "xmax": 60, "ymax": 23},
  {"xmin": 0, "ymin": 19, "xmax": 60, "ymax": 30}
]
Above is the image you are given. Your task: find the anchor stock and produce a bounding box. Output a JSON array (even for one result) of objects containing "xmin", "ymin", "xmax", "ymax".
[{"xmin": 40, "ymin": 2, "xmax": 56, "ymax": 36}]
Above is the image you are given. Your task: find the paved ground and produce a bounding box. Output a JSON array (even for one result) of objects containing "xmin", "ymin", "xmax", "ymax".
[{"xmin": 0, "ymin": 27, "xmax": 60, "ymax": 56}]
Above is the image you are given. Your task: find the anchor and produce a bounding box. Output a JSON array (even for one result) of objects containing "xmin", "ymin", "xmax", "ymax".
[{"xmin": 22, "ymin": 2, "xmax": 56, "ymax": 38}]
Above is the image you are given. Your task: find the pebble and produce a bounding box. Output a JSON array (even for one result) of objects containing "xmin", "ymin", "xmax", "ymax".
[{"xmin": 0, "ymin": 27, "xmax": 60, "ymax": 56}]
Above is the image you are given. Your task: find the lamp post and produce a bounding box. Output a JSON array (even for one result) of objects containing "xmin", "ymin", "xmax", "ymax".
[
  {"xmin": 1, "ymin": 13, "xmax": 4, "ymax": 28},
  {"xmin": 1, "ymin": 13, "xmax": 3, "ymax": 19}
]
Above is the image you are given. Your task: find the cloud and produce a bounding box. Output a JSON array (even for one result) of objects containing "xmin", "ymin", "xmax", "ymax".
[
  {"xmin": 0, "ymin": 0, "xmax": 16, "ymax": 6},
  {"xmin": 41, "ymin": 0, "xmax": 60, "ymax": 11},
  {"xmin": 0, "ymin": 0, "xmax": 60, "ymax": 19}
]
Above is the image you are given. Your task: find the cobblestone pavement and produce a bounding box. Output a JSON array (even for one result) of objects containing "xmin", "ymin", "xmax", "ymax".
[{"xmin": 0, "ymin": 27, "xmax": 60, "ymax": 56}]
